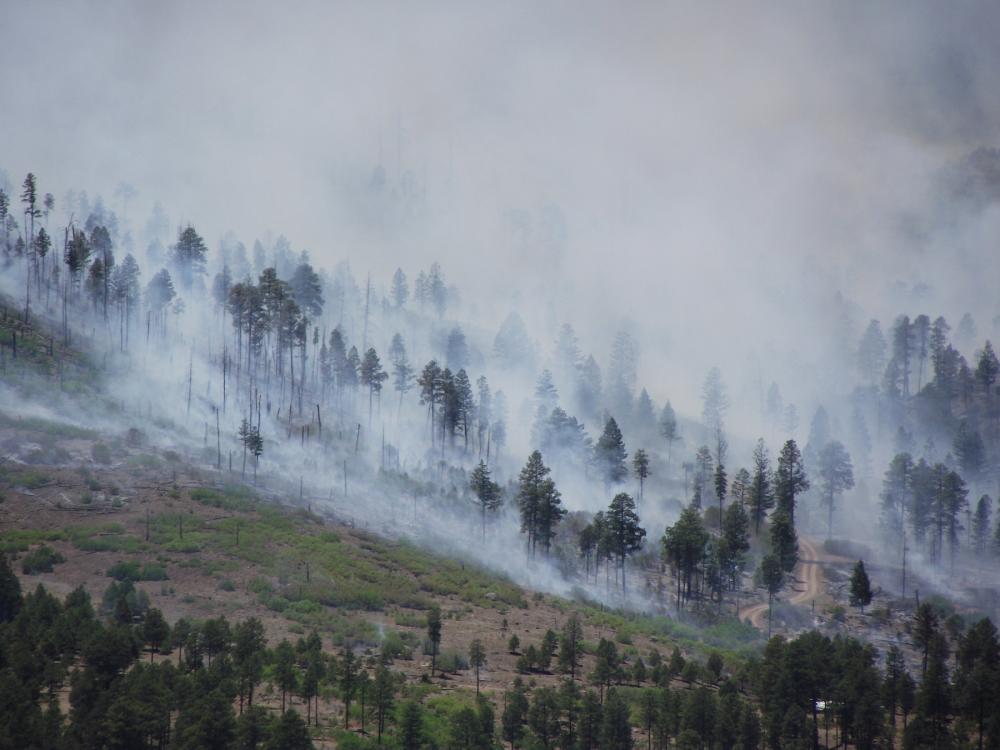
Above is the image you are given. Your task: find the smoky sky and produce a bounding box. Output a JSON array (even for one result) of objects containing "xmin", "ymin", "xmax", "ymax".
[{"xmin": 4, "ymin": 0, "xmax": 1000, "ymax": 424}]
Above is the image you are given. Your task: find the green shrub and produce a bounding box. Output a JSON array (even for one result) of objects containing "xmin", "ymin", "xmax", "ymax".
[
  {"xmin": 140, "ymin": 563, "xmax": 168, "ymax": 581},
  {"xmin": 107, "ymin": 560, "xmax": 168, "ymax": 581},
  {"xmin": 381, "ymin": 630, "xmax": 414, "ymax": 661},
  {"xmin": 394, "ymin": 611, "xmax": 424, "ymax": 628},
  {"xmin": 435, "ymin": 650, "xmax": 469, "ymax": 673},
  {"xmin": 21, "ymin": 545, "xmax": 66, "ymax": 574}
]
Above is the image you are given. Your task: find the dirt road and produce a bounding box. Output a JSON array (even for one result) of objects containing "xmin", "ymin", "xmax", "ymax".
[{"xmin": 740, "ymin": 535, "xmax": 824, "ymax": 629}]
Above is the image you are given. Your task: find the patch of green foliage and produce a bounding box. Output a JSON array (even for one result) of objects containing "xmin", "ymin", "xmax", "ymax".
[
  {"xmin": 189, "ymin": 484, "xmax": 259, "ymax": 511},
  {"xmin": 106, "ymin": 560, "xmax": 168, "ymax": 581},
  {"xmin": 0, "ymin": 468, "xmax": 52, "ymax": 489},
  {"xmin": 20, "ymin": 545, "xmax": 66, "ymax": 574}
]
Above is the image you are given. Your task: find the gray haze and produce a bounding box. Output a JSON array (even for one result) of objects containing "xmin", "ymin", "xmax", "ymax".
[{"xmin": 4, "ymin": 1, "xmax": 1000, "ymax": 427}]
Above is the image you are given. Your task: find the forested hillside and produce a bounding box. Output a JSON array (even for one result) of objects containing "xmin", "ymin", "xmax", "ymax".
[{"xmin": 5, "ymin": 2, "xmax": 1000, "ymax": 748}]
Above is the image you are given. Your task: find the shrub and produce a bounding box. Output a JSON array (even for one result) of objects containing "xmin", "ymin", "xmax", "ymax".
[
  {"xmin": 107, "ymin": 561, "xmax": 143, "ymax": 581},
  {"xmin": 21, "ymin": 545, "xmax": 66, "ymax": 574},
  {"xmin": 435, "ymin": 650, "xmax": 469, "ymax": 673},
  {"xmin": 140, "ymin": 563, "xmax": 168, "ymax": 581},
  {"xmin": 91, "ymin": 443, "xmax": 112, "ymax": 464},
  {"xmin": 107, "ymin": 560, "xmax": 168, "ymax": 581},
  {"xmin": 381, "ymin": 630, "xmax": 414, "ymax": 661}
]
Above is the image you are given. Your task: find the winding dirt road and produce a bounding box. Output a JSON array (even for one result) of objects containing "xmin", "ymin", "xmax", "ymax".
[{"xmin": 740, "ymin": 535, "xmax": 825, "ymax": 629}]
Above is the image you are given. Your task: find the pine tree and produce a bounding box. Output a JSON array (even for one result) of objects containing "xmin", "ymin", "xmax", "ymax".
[
  {"xmin": 659, "ymin": 400, "xmax": 680, "ymax": 467},
  {"xmin": 759, "ymin": 554, "xmax": 784, "ymax": 638},
  {"xmin": 769, "ymin": 510, "xmax": 798, "ymax": 573},
  {"xmin": 882, "ymin": 645, "xmax": 905, "ymax": 729},
  {"xmin": 972, "ymin": 495, "xmax": 992, "ymax": 555},
  {"xmin": 599, "ymin": 689, "xmax": 633, "ymax": 750},
  {"xmin": 273, "ymin": 640, "xmax": 297, "ymax": 713},
  {"xmin": 590, "ymin": 639, "xmax": 621, "ymax": 703},
  {"xmin": 906, "ymin": 633, "xmax": 952, "ymax": 748},
  {"xmin": 595, "ymin": 417, "xmax": 628, "ymax": 487},
  {"xmin": 399, "ymin": 700, "xmax": 425, "ymax": 750},
  {"xmin": 391, "ymin": 267, "xmax": 409, "ymax": 309},
  {"xmin": 748, "ymin": 439, "xmax": 774, "ymax": 535},
  {"xmin": 694, "ymin": 445, "xmax": 714, "ymax": 503},
  {"xmin": 427, "ymin": 606, "xmax": 442, "ymax": 677},
  {"xmin": 390, "ymin": 333, "xmax": 415, "ymax": 413},
  {"xmin": 605, "ymin": 492, "xmax": 646, "ymax": 594},
  {"xmin": 849, "ymin": 560, "xmax": 873, "ymax": 611},
  {"xmin": 516, "ymin": 451, "xmax": 565, "ymax": 557},
  {"xmin": 818, "ymin": 441, "xmax": 854, "ymax": 539},
  {"xmin": 267, "ymin": 710, "xmax": 313, "ymax": 750},
  {"xmin": 340, "ymin": 647, "xmax": 358, "ymax": 729},
  {"xmin": 713, "ymin": 461, "xmax": 727, "ymax": 528},
  {"xmin": 446, "ymin": 326, "xmax": 469, "ymax": 371},
  {"xmin": 954, "ymin": 617, "xmax": 999, "ymax": 750},
  {"xmin": 0, "ymin": 553, "xmax": 22, "ymax": 622},
  {"xmin": 360, "ymin": 347, "xmax": 388, "ymax": 428},
  {"xmin": 171, "ymin": 225, "xmax": 208, "ymax": 288},
  {"xmin": 558, "ymin": 614, "xmax": 584, "ymax": 681},
  {"xmin": 373, "ymin": 662, "xmax": 395, "ymax": 742},
  {"xmin": 721, "ymin": 499, "xmax": 751, "ymax": 592},
  {"xmin": 662, "ymin": 507, "xmax": 709, "ymax": 611},
  {"xmin": 953, "ymin": 420, "xmax": 985, "ymax": 483},
  {"xmin": 701, "ymin": 367, "xmax": 729, "ymax": 463},
  {"xmin": 470, "ymin": 460, "xmax": 502, "ymax": 541},
  {"xmin": 468, "ymin": 639, "xmax": 486, "ymax": 696},
  {"xmin": 289, "ymin": 262, "xmax": 323, "ymax": 320},
  {"xmin": 142, "ymin": 608, "xmax": 170, "ymax": 662},
  {"xmin": 912, "ymin": 603, "xmax": 939, "ymax": 676},
  {"xmin": 975, "ymin": 340, "xmax": 999, "ymax": 400},
  {"xmin": 418, "ymin": 360, "xmax": 442, "ymax": 447},
  {"xmin": 502, "ymin": 679, "xmax": 529, "ymax": 748},
  {"xmin": 577, "ymin": 690, "xmax": 603, "ymax": 750},
  {"xmin": 633, "ymin": 449, "xmax": 649, "ymax": 504},
  {"xmin": 774, "ymin": 439, "xmax": 809, "ymax": 524},
  {"xmin": 234, "ymin": 617, "xmax": 266, "ymax": 711}
]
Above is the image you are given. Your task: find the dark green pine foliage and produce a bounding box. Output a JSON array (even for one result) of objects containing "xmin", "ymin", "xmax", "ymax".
[
  {"xmin": 171, "ymin": 225, "xmax": 208, "ymax": 288},
  {"xmin": 501, "ymin": 678, "xmax": 530, "ymax": 749},
  {"xmin": 595, "ymin": 417, "xmax": 628, "ymax": 487},
  {"xmin": 470, "ymin": 460, "xmax": 502, "ymax": 541},
  {"xmin": 605, "ymin": 492, "xmax": 646, "ymax": 594},
  {"xmin": 818, "ymin": 441, "xmax": 855, "ymax": 539},
  {"xmin": 399, "ymin": 700, "xmax": 425, "ymax": 750},
  {"xmin": 0, "ymin": 553, "xmax": 22, "ymax": 622},
  {"xmin": 849, "ymin": 560, "xmax": 873, "ymax": 611},
  {"xmin": 748, "ymin": 439, "xmax": 774, "ymax": 535},
  {"xmin": 426, "ymin": 606, "xmax": 442, "ymax": 677},
  {"xmin": 774, "ymin": 439, "xmax": 809, "ymax": 523},
  {"xmin": 769, "ymin": 509, "xmax": 798, "ymax": 574},
  {"xmin": 599, "ymin": 689, "xmax": 633, "ymax": 750},
  {"xmin": 516, "ymin": 451, "xmax": 566, "ymax": 557},
  {"xmin": 662, "ymin": 507, "xmax": 709, "ymax": 611}
]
